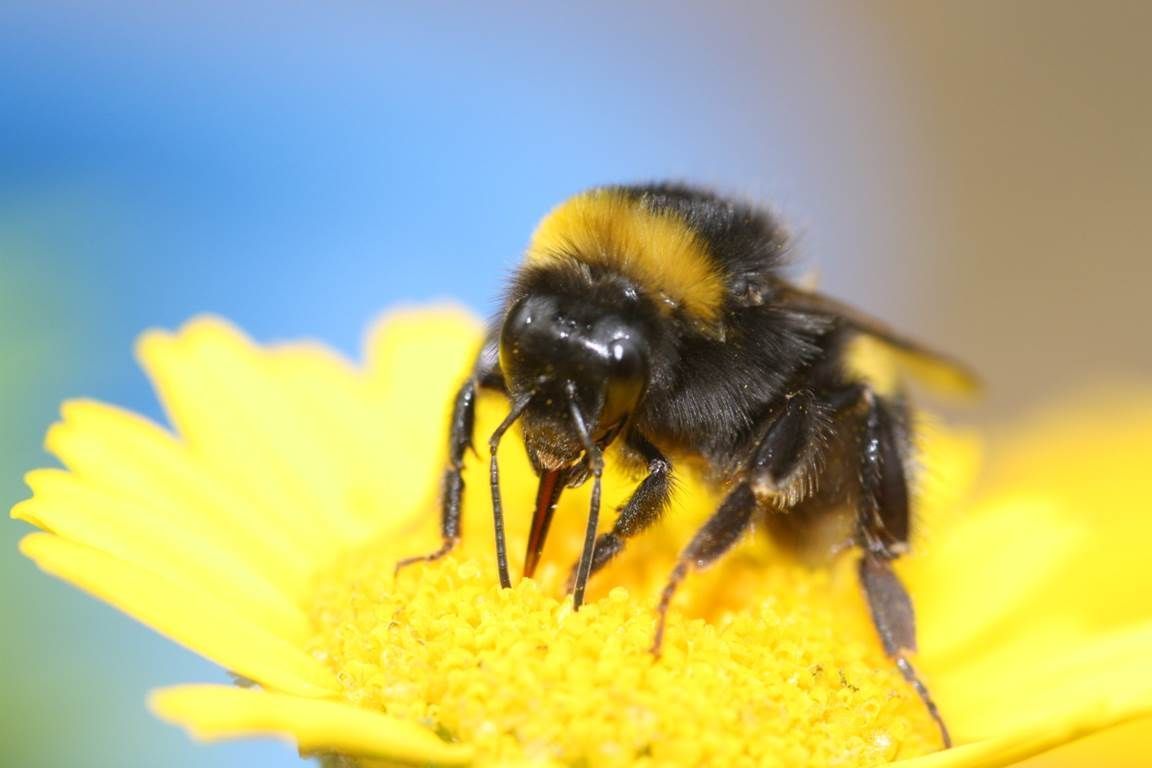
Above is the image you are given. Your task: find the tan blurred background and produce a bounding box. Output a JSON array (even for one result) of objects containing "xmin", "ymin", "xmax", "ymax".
[{"xmin": 865, "ymin": 2, "xmax": 1152, "ymax": 419}]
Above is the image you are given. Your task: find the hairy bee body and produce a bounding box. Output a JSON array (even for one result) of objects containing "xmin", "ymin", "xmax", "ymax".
[
  {"xmin": 514, "ymin": 186, "xmax": 823, "ymax": 466},
  {"xmin": 400, "ymin": 183, "xmax": 973, "ymax": 748}
]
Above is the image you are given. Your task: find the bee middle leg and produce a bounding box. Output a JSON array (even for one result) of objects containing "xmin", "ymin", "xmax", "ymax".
[
  {"xmin": 651, "ymin": 391, "xmax": 825, "ymax": 654},
  {"xmin": 651, "ymin": 482, "xmax": 758, "ymax": 655}
]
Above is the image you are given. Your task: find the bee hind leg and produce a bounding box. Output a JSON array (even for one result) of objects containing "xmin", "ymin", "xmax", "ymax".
[
  {"xmin": 859, "ymin": 556, "xmax": 951, "ymax": 748},
  {"xmin": 853, "ymin": 388, "xmax": 952, "ymax": 749}
]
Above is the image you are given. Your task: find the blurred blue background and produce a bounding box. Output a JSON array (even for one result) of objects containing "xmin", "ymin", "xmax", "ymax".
[{"xmin": 3, "ymin": 2, "xmax": 1150, "ymax": 766}]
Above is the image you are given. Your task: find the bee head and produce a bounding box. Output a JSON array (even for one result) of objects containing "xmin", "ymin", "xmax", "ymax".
[{"xmin": 499, "ymin": 293, "xmax": 650, "ymax": 470}]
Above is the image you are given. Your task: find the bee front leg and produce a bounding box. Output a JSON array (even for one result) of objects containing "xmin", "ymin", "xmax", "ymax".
[
  {"xmin": 564, "ymin": 432, "xmax": 672, "ymax": 592},
  {"xmin": 395, "ymin": 337, "xmax": 505, "ymax": 575},
  {"xmin": 852, "ymin": 388, "xmax": 952, "ymax": 748}
]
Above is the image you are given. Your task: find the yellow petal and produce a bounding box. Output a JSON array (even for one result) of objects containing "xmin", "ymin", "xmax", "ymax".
[
  {"xmin": 912, "ymin": 420, "xmax": 983, "ymax": 537},
  {"xmin": 150, "ymin": 685, "xmax": 472, "ymax": 765},
  {"xmin": 978, "ymin": 393, "xmax": 1152, "ymax": 634},
  {"xmin": 265, "ymin": 343, "xmax": 427, "ymax": 540},
  {"xmin": 19, "ymin": 533, "xmax": 337, "ymax": 698},
  {"xmin": 907, "ymin": 495, "xmax": 1084, "ymax": 664},
  {"xmin": 42, "ymin": 400, "xmax": 313, "ymax": 590},
  {"xmin": 895, "ymin": 684, "xmax": 1152, "ymax": 768},
  {"xmin": 1012, "ymin": 716, "xmax": 1152, "ymax": 768},
  {"xmin": 934, "ymin": 620, "xmax": 1152, "ymax": 743},
  {"xmin": 136, "ymin": 318, "xmax": 346, "ymax": 554},
  {"xmin": 363, "ymin": 306, "xmax": 485, "ymax": 528},
  {"xmin": 13, "ymin": 468, "xmax": 311, "ymax": 644},
  {"xmin": 364, "ymin": 304, "xmax": 484, "ymax": 392}
]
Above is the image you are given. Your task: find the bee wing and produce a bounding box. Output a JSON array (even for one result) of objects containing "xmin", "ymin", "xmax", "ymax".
[{"xmin": 778, "ymin": 285, "xmax": 982, "ymax": 401}]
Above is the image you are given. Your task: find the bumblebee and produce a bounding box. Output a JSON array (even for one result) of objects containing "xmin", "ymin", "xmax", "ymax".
[{"xmin": 399, "ymin": 184, "xmax": 976, "ymax": 747}]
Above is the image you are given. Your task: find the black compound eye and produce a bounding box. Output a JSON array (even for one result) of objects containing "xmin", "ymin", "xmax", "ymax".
[
  {"xmin": 499, "ymin": 295, "xmax": 561, "ymax": 379},
  {"xmin": 503, "ymin": 295, "xmax": 550, "ymax": 342},
  {"xmin": 600, "ymin": 332, "xmax": 649, "ymax": 428}
]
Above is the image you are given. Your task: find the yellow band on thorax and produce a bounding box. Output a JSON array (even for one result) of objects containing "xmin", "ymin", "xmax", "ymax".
[{"xmin": 526, "ymin": 190, "xmax": 725, "ymax": 327}]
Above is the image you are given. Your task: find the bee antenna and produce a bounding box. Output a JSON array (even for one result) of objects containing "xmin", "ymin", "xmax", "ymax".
[{"xmin": 564, "ymin": 381, "xmax": 604, "ymax": 610}]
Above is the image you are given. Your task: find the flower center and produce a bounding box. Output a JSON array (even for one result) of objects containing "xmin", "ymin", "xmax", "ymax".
[{"xmin": 307, "ymin": 521, "xmax": 940, "ymax": 766}]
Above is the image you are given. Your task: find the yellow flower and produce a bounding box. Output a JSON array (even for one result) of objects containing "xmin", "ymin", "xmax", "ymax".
[{"xmin": 11, "ymin": 308, "xmax": 1152, "ymax": 767}]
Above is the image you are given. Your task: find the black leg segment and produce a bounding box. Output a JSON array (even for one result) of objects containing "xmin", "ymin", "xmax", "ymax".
[
  {"xmin": 394, "ymin": 377, "xmax": 479, "ymax": 574},
  {"xmin": 652, "ymin": 482, "xmax": 758, "ymax": 655},
  {"xmin": 859, "ymin": 555, "xmax": 951, "ymax": 747},
  {"xmin": 749, "ymin": 390, "xmax": 822, "ymax": 492},
  {"xmin": 488, "ymin": 395, "xmax": 533, "ymax": 589},
  {"xmin": 853, "ymin": 388, "xmax": 951, "ymax": 748},
  {"xmin": 857, "ymin": 389, "xmax": 911, "ymax": 557},
  {"xmin": 564, "ymin": 381, "xmax": 606, "ymax": 611},
  {"xmin": 566, "ymin": 432, "xmax": 673, "ymax": 591},
  {"xmin": 395, "ymin": 336, "xmax": 505, "ymax": 577},
  {"xmin": 858, "ymin": 554, "xmax": 917, "ymax": 657}
]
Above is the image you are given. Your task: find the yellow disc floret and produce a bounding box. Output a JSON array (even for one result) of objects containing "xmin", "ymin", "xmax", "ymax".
[{"xmin": 309, "ymin": 530, "xmax": 941, "ymax": 767}]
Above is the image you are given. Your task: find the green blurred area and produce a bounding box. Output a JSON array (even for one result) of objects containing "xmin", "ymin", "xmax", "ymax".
[
  {"xmin": 0, "ymin": 226, "xmax": 100, "ymax": 764},
  {"xmin": 0, "ymin": 218, "xmax": 191, "ymax": 767},
  {"xmin": 3, "ymin": 250, "xmax": 53, "ymax": 759}
]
